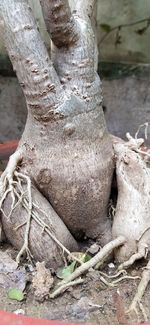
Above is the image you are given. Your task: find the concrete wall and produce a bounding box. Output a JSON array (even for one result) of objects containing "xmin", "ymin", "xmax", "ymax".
[
  {"xmin": 0, "ymin": 0, "xmax": 150, "ymax": 65},
  {"xmin": 0, "ymin": 77, "xmax": 27, "ymax": 142},
  {"xmin": 0, "ymin": 74, "xmax": 149, "ymax": 144},
  {"xmin": 97, "ymin": 0, "xmax": 150, "ymax": 63}
]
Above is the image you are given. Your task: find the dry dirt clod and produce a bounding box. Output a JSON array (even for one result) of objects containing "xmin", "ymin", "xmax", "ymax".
[{"xmin": 32, "ymin": 261, "xmax": 54, "ymax": 302}]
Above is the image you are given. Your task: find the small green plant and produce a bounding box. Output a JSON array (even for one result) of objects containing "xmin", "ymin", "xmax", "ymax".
[{"xmin": 7, "ymin": 288, "xmax": 24, "ymax": 301}]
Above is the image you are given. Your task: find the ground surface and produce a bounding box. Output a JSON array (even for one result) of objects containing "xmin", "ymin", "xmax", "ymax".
[{"xmin": 0, "ymin": 244, "xmax": 149, "ymax": 325}]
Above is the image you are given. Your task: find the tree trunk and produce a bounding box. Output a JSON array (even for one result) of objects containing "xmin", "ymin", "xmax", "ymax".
[{"xmin": 0, "ymin": 0, "xmax": 114, "ymax": 267}]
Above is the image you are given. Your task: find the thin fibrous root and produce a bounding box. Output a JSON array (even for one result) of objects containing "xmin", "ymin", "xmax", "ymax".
[
  {"xmin": 0, "ymin": 148, "xmax": 23, "ymax": 211},
  {"xmin": 126, "ymin": 259, "xmax": 150, "ymax": 322},
  {"xmin": 15, "ymin": 193, "xmax": 83, "ymax": 265},
  {"xmin": 99, "ymin": 275, "xmax": 115, "ymax": 287},
  {"xmin": 50, "ymin": 236, "xmax": 126, "ymax": 298},
  {"xmin": 0, "ymin": 149, "xmax": 23, "ymax": 191},
  {"xmin": 2, "ymin": 169, "xmax": 82, "ymax": 266},
  {"xmin": 99, "ymin": 269, "xmax": 127, "ymax": 279},
  {"xmin": 0, "ymin": 149, "xmax": 34, "ymax": 263},
  {"xmin": 126, "ymin": 127, "xmax": 150, "ymax": 162},
  {"xmin": 99, "ymin": 270, "xmax": 140, "ymax": 285},
  {"xmin": 135, "ymin": 122, "xmax": 149, "ymax": 140}
]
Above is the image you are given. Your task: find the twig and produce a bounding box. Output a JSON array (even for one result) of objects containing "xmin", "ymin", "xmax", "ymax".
[
  {"xmin": 99, "ymin": 18, "xmax": 150, "ymax": 45},
  {"xmin": 50, "ymin": 237, "xmax": 125, "ymax": 298},
  {"xmin": 49, "ymin": 278, "xmax": 84, "ymax": 299}
]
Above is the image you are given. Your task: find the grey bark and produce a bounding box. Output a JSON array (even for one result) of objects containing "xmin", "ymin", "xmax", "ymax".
[
  {"xmin": 0, "ymin": 0, "xmax": 114, "ymax": 266},
  {"xmin": 40, "ymin": 0, "xmax": 79, "ymax": 47},
  {"xmin": 73, "ymin": 0, "xmax": 96, "ymax": 19},
  {"xmin": 0, "ymin": 0, "xmax": 64, "ymax": 122}
]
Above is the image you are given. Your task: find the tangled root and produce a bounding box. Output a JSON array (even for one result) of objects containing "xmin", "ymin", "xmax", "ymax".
[
  {"xmin": 0, "ymin": 133, "xmax": 150, "ymax": 314},
  {"xmin": 0, "ymin": 149, "xmax": 78, "ymax": 267},
  {"xmin": 118, "ymin": 242, "xmax": 148, "ymax": 271},
  {"xmin": 50, "ymin": 236, "xmax": 126, "ymax": 298}
]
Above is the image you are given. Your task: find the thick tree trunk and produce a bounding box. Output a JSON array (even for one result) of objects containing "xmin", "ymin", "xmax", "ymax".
[{"xmin": 0, "ymin": 0, "xmax": 114, "ymax": 267}]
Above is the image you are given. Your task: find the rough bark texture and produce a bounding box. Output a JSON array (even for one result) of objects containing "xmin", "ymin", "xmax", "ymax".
[
  {"xmin": 40, "ymin": 0, "xmax": 79, "ymax": 47},
  {"xmin": 0, "ymin": 0, "xmax": 114, "ymax": 266}
]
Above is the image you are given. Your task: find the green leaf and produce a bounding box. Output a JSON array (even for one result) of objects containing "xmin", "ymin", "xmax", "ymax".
[
  {"xmin": 56, "ymin": 261, "xmax": 76, "ymax": 280},
  {"xmin": 100, "ymin": 24, "xmax": 111, "ymax": 32},
  {"xmin": 8, "ymin": 288, "xmax": 24, "ymax": 301},
  {"xmin": 73, "ymin": 252, "xmax": 91, "ymax": 263},
  {"xmin": 56, "ymin": 253, "xmax": 91, "ymax": 280},
  {"xmin": 69, "ymin": 252, "xmax": 91, "ymax": 263},
  {"xmin": 83, "ymin": 254, "xmax": 91, "ymax": 263}
]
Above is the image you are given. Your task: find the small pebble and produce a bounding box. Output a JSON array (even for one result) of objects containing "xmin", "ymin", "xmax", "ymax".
[
  {"xmin": 14, "ymin": 309, "xmax": 25, "ymax": 315},
  {"xmin": 88, "ymin": 243, "xmax": 100, "ymax": 255},
  {"xmin": 108, "ymin": 263, "xmax": 115, "ymax": 269}
]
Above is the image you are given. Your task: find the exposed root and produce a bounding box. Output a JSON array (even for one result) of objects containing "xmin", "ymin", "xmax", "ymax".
[
  {"xmin": 118, "ymin": 243, "xmax": 148, "ymax": 270},
  {"xmin": 99, "ymin": 270, "xmax": 140, "ymax": 285},
  {"xmin": 112, "ymin": 275, "xmax": 140, "ymax": 285},
  {"xmin": 0, "ymin": 159, "xmax": 33, "ymax": 263},
  {"xmin": 125, "ymin": 132, "xmax": 144, "ymax": 150},
  {"xmin": 99, "ymin": 275, "xmax": 115, "ymax": 287},
  {"xmin": 112, "ymin": 132, "xmax": 150, "ymax": 320},
  {"xmin": 50, "ymin": 236, "xmax": 125, "ymax": 298},
  {"xmin": 49, "ymin": 278, "xmax": 84, "ymax": 299},
  {"xmin": 99, "ymin": 269, "xmax": 127, "ymax": 279},
  {"xmin": 127, "ymin": 260, "xmax": 150, "ymax": 322},
  {"xmin": 0, "ymin": 149, "xmax": 23, "ymax": 197},
  {"xmin": 14, "ymin": 191, "xmax": 82, "ymax": 265},
  {"xmin": 0, "ymin": 155, "xmax": 81, "ymax": 265},
  {"xmin": 135, "ymin": 122, "xmax": 149, "ymax": 140},
  {"xmin": 15, "ymin": 172, "xmax": 33, "ymax": 264}
]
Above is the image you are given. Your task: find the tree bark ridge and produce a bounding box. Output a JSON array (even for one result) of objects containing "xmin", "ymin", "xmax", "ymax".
[
  {"xmin": 40, "ymin": 0, "xmax": 79, "ymax": 47},
  {"xmin": 0, "ymin": 0, "xmax": 64, "ymax": 122}
]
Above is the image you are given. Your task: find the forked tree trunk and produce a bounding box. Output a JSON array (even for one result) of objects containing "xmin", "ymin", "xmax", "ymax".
[{"xmin": 0, "ymin": 0, "xmax": 114, "ymax": 267}]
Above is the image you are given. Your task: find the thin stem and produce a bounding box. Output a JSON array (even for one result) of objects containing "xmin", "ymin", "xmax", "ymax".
[{"xmin": 99, "ymin": 18, "xmax": 150, "ymax": 45}]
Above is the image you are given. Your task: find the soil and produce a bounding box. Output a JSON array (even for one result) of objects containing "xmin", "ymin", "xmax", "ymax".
[{"xmin": 0, "ymin": 244, "xmax": 149, "ymax": 324}]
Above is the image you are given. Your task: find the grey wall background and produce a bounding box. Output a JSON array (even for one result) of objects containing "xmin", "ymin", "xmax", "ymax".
[
  {"xmin": 97, "ymin": 0, "xmax": 150, "ymax": 63},
  {"xmin": 0, "ymin": 0, "xmax": 150, "ymax": 64}
]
